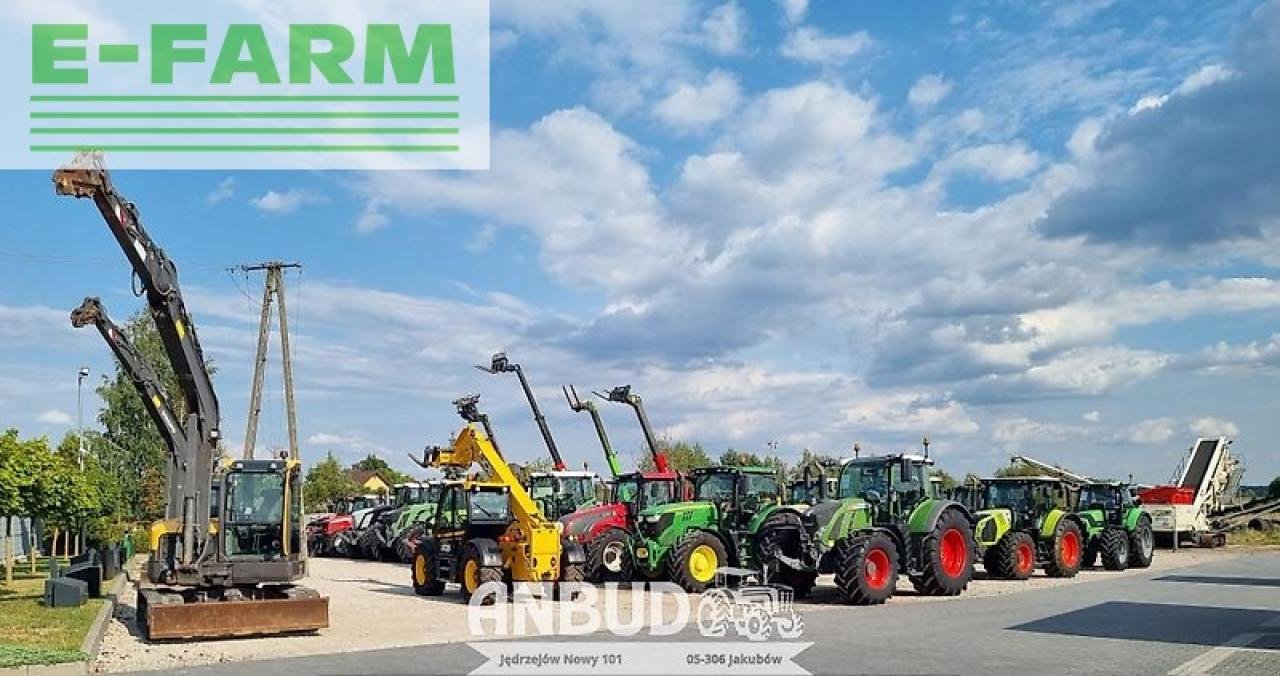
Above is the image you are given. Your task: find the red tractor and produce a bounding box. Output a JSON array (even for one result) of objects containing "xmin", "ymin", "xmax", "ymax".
[{"xmin": 559, "ymin": 386, "xmax": 686, "ymax": 582}]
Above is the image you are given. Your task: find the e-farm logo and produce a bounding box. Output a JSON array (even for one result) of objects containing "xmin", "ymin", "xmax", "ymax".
[{"xmin": 4, "ymin": 0, "xmax": 490, "ymax": 170}]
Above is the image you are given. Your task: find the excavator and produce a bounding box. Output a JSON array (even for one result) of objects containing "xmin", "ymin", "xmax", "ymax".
[
  {"xmin": 558, "ymin": 385, "xmax": 684, "ymax": 581},
  {"xmin": 476, "ymin": 353, "xmax": 598, "ymax": 519},
  {"xmin": 409, "ymin": 395, "xmax": 585, "ymax": 600},
  {"xmin": 56, "ymin": 153, "xmax": 328, "ymax": 640}
]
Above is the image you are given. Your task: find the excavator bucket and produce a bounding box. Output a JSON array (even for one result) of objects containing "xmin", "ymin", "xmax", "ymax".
[{"xmin": 138, "ymin": 588, "xmax": 329, "ymax": 641}]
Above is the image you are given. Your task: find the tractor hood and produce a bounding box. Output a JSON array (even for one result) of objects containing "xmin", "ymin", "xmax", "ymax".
[
  {"xmin": 560, "ymin": 502, "xmax": 626, "ymax": 538},
  {"xmin": 638, "ymin": 501, "xmax": 715, "ymax": 520}
]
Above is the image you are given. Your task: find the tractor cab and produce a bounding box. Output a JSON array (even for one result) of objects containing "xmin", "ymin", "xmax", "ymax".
[
  {"xmin": 1077, "ymin": 481, "xmax": 1138, "ymax": 523},
  {"xmin": 612, "ymin": 471, "xmax": 680, "ymax": 514},
  {"xmin": 690, "ymin": 466, "xmax": 781, "ymax": 529},
  {"xmin": 528, "ymin": 470, "xmax": 598, "ymax": 520},
  {"xmin": 979, "ymin": 477, "xmax": 1070, "ymax": 522},
  {"xmin": 837, "ymin": 454, "xmax": 938, "ymax": 520}
]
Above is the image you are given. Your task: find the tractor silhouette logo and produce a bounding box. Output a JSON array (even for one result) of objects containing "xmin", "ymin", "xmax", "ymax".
[{"xmin": 695, "ymin": 568, "xmax": 805, "ymax": 641}]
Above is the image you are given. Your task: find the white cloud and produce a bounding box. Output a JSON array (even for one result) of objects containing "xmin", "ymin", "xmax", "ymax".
[
  {"xmin": 702, "ymin": 2, "xmax": 745, "ymax": 55},
  {"xmin": 907, "ymin": 74, "xmax": 952, "ymax": 111},
  {"xmin": 355, "ymin": 198, "xmax": 390, "ymax": 234},
  {"xmin": 776, "ymin": 0, "xmax": 807, "ymax": 24},
  {"xmin": 654, "ymin": 70, "xmax": 742, "ymax": 132},
  {"xmin": 206, "ymin": 178, "xmax": 237, "ymax": 205},
  {"xmin": 780, "ymin": 27, "xmax": 873, "ymax": 65},
  {"xmin": 992, "ymin": 417, "xmax": 1086, "ymax": 446},
  {"xmin": 1188, "ymin": 417, "xmax": 1239, "ymax": 438},
  {"xmin": 930, "ymin": 143, "xmax": 1041, "ymax": 183},
  {"xmin": 307, "ymin": 432, "xmax": 361, "ymax": 447},
  {"xmin": 466, "ymin": 224, "xmax": 499, "ymax": 253},
  {"xmin": 1083, "ymin": 410, "xmax": 1101, "ymax": 423},
  {"xmin": 1120, "ymin": 418, "xmax": 1178, "ymax": 445},
  {"xmin": 1052, "ymin": 0, "xmax": 1118, "ymax": 27},
  {"xmin": 37, "ymin": 409, "xmax": 73, "ymax": 425},
  {"xmin": 251, "ymin": 189, "xmax": 327, "ymax": 214}
]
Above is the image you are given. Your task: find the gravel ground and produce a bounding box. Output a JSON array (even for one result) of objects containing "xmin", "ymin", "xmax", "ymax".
[{"xmin": 93, "ymin": 546, "xmax": 1264, "ymax": 673}]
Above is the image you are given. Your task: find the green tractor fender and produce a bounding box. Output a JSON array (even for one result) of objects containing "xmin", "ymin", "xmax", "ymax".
[
  {"xmin": 1039, "ymin": 510, "xmax": 1086, "ymax": 540},
  {"xmin": 813, "ymin": 498, "xmax": 873, "ymax": 547},
  {"xmin": 972, "ymin": 508, "xmax": 1013, "ymax": 548},
  {"xmin": 907, "ymin": 499, "xmax": 973, "ymax": 535},
  {"xmin": 1123, "ymin": 507, "xmax": 1148, "ymax": 531},
  {"xmin": 633, "ymin": 502, "xmax": 719, "ymax": 566}
]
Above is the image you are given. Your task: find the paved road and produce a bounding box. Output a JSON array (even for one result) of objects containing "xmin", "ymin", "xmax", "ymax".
[{"xmin": 163, "ymin": 551, "xmax": 1280, "ymax": 676}]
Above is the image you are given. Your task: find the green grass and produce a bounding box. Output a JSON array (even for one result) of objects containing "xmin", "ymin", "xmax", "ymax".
[
  {"xmin": 0, "ymin": 559, "xmax": 104, "ymax": 666},
  {"xmin": 1228, "ymin": 528, "xmax": 1280, "ymax": 546}
]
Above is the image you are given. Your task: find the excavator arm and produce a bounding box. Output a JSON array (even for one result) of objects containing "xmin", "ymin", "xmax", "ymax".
[
  {"xmin": 70, "ymin": 297, "xmax": 186, "ymax": 456},
  {"xmin": 600, "ymin": 385, "xmax": 671, "ymax": 473},
  {"xmin": 1009, "ymin": 455, "xmax": 1094, "ymax": 487},
  {"xmin": 477, "ymin": 353, "xmax": 565, "ymax": 471}
]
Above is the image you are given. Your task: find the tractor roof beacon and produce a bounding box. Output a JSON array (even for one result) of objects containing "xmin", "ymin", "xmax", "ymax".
[{"xmin": 756, "ymin": 446, "xmax": 976, "ymax": 605}]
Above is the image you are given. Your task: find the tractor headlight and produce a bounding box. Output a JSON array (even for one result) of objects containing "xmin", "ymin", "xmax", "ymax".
[{"xmin": 642, "ymin": 514, "xmax": 661, "ymax": 523}]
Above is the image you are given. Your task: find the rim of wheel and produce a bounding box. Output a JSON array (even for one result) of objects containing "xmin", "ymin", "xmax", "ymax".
[
  {"xmin": 689, "ymin": 544, "xmax": 717, "ymax": 583},
  {"xmin": 940, "ymin": 528, "xmax": 967, "ymax": 577},
  {"xmin": 1139, "ymin": 528, "xmax": 1153, "ymax": 555},
  {"xmin": 1061, "ymin": 531, "xmax": 1080, "ymax": 565},
  {"xmin": 864, "ymin": 547, "xmax": 891, "ymax": 589},
  {"xmin": 1016, "ymin": 541, "xmax": 1034, "ymax": 574},
  {"xmin": 602, "ymin": 540, "xmax": 626, "ymax": 573},
  {"xmin": 463, "ymin": 559, "xmax": 480, "ymax": 593},
  {"xmin": 414, "ymin": 554, "xmax": 428, "ymax": 586}
]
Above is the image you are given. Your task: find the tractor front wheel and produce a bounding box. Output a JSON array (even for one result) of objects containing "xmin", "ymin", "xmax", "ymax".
[
  {"xmin": 1128, "ymin": 516, "xmax": 1155, "ymax": 568},
  {"xmin": 910, "ymin": 509, "xmax": 974, "ymax": 596},
  {"xmin": 397, "ymin": 524, "xmax": 428, "ymax": 563},
  {"xmin": 1044, "ymin": 519, "xmax": 1084, "ymax": 578},
  {"xmin": 833, "ymin": 531, "xmax": 898, "ymax": 605},
  {"xmin": 411, "ymin": 549, "xmax": 446, "ymax": 596},
  {"xmin": 1099, "ymin": 528, "xmax": 1130, "ymax": 571},
  {"xmin": 987, "ymin": 530, "xmax": 1036, "ymax": 580},
  {"xmin": 669, "ymin": 531, "xmax": 726, "ymax": 593},
  {"xmin": 586, "ymin": 529, "xmax": 634, "ymax": 583},
  {"xmin": 754, "ymin": 512, "xmax": 814, "ymax": 597}
]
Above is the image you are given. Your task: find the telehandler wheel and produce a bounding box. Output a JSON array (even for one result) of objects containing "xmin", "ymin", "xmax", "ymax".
[
  {"xmin": 556, "ymin": 562, "xmax": 587, "ymax": 601},
  {"xmin": 411, "ymin": 549, "xmax": 446, "ymax": 596},
  {"xmin": 987, "ymin": 531, "xmax": 1036, "ymax": 580},
  {"xmin": 586, "ymin": 528, "xmax": 634, "ymax": 583},
  {"xmin": 460, "ymin": 546, "xmax": 504, "ymax": 605},
  {"xmin": 1043, "ymin": 519, "xmax": 1084, "ymax": 578},
  {"xmin": 669, "ymin": 531, "xmax": 727, "ymax": 593},
  {"xmin": 1128, "ymin": 516, "xmax": 1155, "ymax": 568},
  {"xmin": 1099, "ymin": 528, "xmax": 1130, "ymax": 571},
  {"xmin": 833, "ymin": 531, "xmax": 898, "ymax": 605},
  {"xmin": 910, "ymin": 508, "xmax": 974, "ymax": 596}
]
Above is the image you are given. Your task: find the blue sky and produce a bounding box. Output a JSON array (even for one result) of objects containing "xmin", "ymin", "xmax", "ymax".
[{"xmin": 2, "ymin": 0, "xmax": 1278, "ymax": 485}]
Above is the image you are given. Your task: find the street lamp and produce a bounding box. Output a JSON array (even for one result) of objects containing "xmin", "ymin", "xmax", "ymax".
[{"xmin": 77, "ymin": 366, "xmax": 89, "ymax": 471}]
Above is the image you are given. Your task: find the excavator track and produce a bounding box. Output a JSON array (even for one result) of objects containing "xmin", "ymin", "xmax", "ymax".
[{"xmin": 138, "ymin": 585, "xmax": 329, "ymax": 641}]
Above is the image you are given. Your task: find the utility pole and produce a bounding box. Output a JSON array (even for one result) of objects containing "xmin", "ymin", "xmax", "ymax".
[{"xmin": 235, "ymin": 262, "xmax": 302, "ymax": 460}]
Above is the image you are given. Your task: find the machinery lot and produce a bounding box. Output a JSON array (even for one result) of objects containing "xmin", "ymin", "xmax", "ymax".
[{"xmin": 94, "ymin": 547, "xmax": 1258, "ymax": 673}]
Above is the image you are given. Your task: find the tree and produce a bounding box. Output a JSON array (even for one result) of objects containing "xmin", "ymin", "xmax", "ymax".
[
  {"xmin": 719, "ymin": 449, "xmax": 787, "ymax": 478},
  {"xmin": 351, "ymin": 453, "xmax": 412, "ymax": 484},
  {"xmin": 0, "ymin": 429, "xmax": 35, "ymax": 584},
  {"xmin": 932, "ymin": 469, "xmax": 957, "ymax": 491},
  {"xmin": 639, "ymin": 440, "xmax": 712, "ymax": 473},
  {"xmin": 303, "ymin": 452, "xmax": 359, "ymax": 511},
  {"xmin": 1269, "ymin": 475, "xmax": 1280, "ymax": 500},
  {"xmin": 994, "ymin": 463, "xmax": 1044, "ymax": 478}
]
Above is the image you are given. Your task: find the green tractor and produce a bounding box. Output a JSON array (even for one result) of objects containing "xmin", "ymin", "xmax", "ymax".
[
  {"xmin": 1076, "ymin": 481, "xmax": 1155, "ymax": 571},
  {"xmin": 389, "ymin": 480, "xmax": 451, "ymax": 562},
  {"xmin": 631, "ymin": 466, "xmax": 788, "ymax": 593},
  {"xmin": 972, "ymin": 477, "xmax": 1085, "ymax": 580},
  {"xmin": 757, "ymin": 452, "xmax": 976, "ymax": 604}
]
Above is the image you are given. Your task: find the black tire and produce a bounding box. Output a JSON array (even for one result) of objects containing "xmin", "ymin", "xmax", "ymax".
[
  {"xmin": 668, "ymin": 531, "xmax": 727, "ymax": 593},
  {"xmin": 411, "ymin": 548, "xmax": 445, "ymax": 596},
  {"xmin": 987, "ymin": 530, "xmax": 1036, "ymax": 580},
  {"xmin": 910, "ymin": 508, "xmax": 974, "ymax": 596},
  {"xmin": 396, "ymin": 524, "xmax": 428, "ymax": 563},
  {"xmin": 1083, "ymin": 539, "xmax": 1100, "ymax": 568},
  {"xmin": 1043, "ymin": 519, "xmax": 1084, "ymax": 578},
  {"xmin": 1128, "ymin": 516, "xmax": 1155, "ymax": 568},
  {"xmin": 1099, "ymin": 528, "xmax": 1130, "ymax": 571},
  {"xmin": 460, "ymin": 546, "xmax": 504, "ymax": 605},
  {"xmin": 832, "ymin": 531, "xmax": 898, "ymax": 605},
  {"xmin": 585, "ymin": 529, "xmax": 634, "ymax": 583},
  {"xmin": 753, "ymin": 512, "xmax": 812, "ymax": 594},
  {"xmin": 556, "ymin": 561, "xmax": 587, "ymax": 600}
]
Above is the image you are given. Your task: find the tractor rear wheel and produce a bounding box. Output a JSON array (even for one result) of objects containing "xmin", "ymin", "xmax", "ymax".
[
  {"xmin": 1044, "ymin": 519, "xmax": 1084, "ymax": 578},
  {"xmin": 1128, "ymin": 516, "xmax": 1155, "ymax": 568},
  {"xmin": 586, "ymin": 528, "xmax": 634, "ymax": 583},
  {"xmin": 1099, "ymin": 528, "xmax": 1130, "ymax": 571},
  {"xmin": 833, "ymin": 531, "xmax": 898, "ymax": 605},
  {"xmin": 460, "ymin": 546, "xmax": 504, "ymax": 605},
  {"xmin": 910, "ymin": 508, "xmax": 974, "ymax": 596},
  {"xmin": 987, "ymin": 531, "xmax": 1036, "ymax": 580},
  {"xmin": 669, "ymin": 531, "xmax": 726, "ymax": 593},
  {"xmin": 411, "ymin": 548, "xmax": 446, "ymax": 596}
]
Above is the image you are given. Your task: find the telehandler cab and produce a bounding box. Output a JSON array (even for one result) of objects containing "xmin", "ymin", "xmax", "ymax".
[{"xmin": 410, "ymin": 396, "xmax": 586, "ymax": 602}]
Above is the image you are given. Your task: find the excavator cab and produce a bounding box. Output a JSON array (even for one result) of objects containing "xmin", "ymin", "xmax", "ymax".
[{"xmin": 220, "ymin": 460, "xmax": 302, "ymax": 562}]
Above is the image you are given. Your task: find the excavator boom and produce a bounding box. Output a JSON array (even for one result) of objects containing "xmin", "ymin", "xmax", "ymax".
[{"xmin": 564, "ymin": 385, "xmax": 623, "ymax": 477}]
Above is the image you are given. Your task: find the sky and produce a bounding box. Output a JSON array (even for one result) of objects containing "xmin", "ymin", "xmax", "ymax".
[{"xmin": 1, "ymin": 0, "xmax": 1277, "ymax": 485}]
